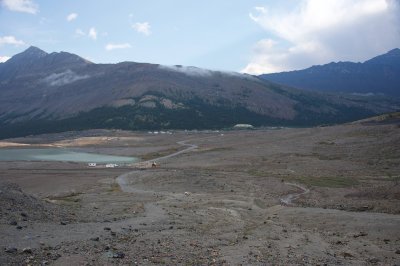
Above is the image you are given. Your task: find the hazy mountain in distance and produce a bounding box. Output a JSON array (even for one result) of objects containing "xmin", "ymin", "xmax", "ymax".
[
  {"xmin": 0, "ymin": 46, "xmax": 91, "ymax": 79},
  {"xmin": 260, "ymin": 48, "xmax": 400, "ymax": 97},
  {"xmin": 0, "ymin": 46, "xmax": 398, "ymax": 138}
]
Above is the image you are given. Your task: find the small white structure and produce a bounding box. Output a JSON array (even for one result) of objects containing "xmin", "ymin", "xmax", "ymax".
[
  {"xmin": 106, "ymin": 163, "xmax": 118, "ymax": 168},
  {"xmin": 88, "ymin": 163, "xmax": 97, "ymax": 167},
  {"xmin": 233, "ymin": 124, "xmax": 254, "ymax": 129}
]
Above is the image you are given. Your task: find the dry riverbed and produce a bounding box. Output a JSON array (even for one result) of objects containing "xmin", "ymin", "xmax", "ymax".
[{"xmin": 0, "ymin": 121, "xmax": 400, "ymax": 265}]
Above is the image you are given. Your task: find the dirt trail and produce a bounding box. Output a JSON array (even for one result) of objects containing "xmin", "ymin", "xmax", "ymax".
[
  {"xmin": 153, "ymin": 140, "xmax": 198, "ymax": 162},
  {"xmin": 116, "ymin": 140, "xmax": 310, "ymax": 209},
  {"xmin": 118, "ymin": 139, "xmax": 311, "ymax": 207},
  {"xmin": 117, "ymin": 140, "xmax": 198, "ymax": 193}
]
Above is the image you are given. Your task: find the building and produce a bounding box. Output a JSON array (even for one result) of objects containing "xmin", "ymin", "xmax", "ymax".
[{"xmin": 233, "ymin": 124, "xmax": 254, "ymax": 129}]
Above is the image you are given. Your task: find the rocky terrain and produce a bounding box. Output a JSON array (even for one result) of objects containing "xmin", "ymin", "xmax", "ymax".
[
  {"xmin": 1, "ymin": 47, "xmax": 399, "ymax": 139},
  {"xmin": 260, "ymin": 48, "xmax": 400, "ymax": 97},
  {"xmin": 0, "ymin": 115, "xmax": 399, "ymax": 265}
]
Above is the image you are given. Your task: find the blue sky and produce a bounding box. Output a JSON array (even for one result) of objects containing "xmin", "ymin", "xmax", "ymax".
[{"xmin": 1, "ymin": 0, "xmax": 399, "ymax": 74}]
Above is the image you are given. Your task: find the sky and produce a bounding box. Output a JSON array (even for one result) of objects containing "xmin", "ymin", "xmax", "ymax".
[{"xmin": 0, "ymin": 0, "xmax": 399, "ymax": 74}]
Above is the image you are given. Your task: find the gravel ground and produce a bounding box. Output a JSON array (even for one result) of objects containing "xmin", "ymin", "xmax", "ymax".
[{"xmin": 0, "ymin": 121, "xmax": 399, "ymax": 265}]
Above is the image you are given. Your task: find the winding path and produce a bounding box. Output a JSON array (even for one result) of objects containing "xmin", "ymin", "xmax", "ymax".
[
  {"xmin": 117, "ymin": 140, "xmax": 198, "ymax": 192},
  {"xmin": 117, "ymin": 138, "xmax": 310, "ymax": 205},
  {"xmin": 151, "ymin": 141, "xmax": 198, "ymax": 163}
]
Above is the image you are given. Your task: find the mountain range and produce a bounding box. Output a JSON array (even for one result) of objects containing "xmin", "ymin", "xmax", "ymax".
[
  {"xmin": 0, "ymin": 46, "xmax": 399, "ymax": 138},
  {"xmin": 260, "ymin": 48, "xmax": 400, "ymax": 97}
]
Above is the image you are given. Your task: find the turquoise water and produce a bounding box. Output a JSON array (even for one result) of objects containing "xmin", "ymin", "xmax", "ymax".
[{"xmin": 0, "ymin": 148, "xmax": 138, "ymax": 164}]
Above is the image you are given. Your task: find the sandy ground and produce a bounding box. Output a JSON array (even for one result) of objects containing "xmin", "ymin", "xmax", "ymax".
[{"xmin": 0, "ymin": 122, "xmax": 399, "ymax": 265}]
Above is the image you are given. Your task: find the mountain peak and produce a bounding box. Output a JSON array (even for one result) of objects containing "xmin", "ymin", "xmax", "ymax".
[
  {"xmin": 260, "ymin": 48, "xmax": 400, "ymax": 97},
  {"xmin": 24, "ymin": 46, "xmax": 48, "ymax": 55},
  {"xmin": 365, "ymin": 48, "xmax": 400, "ymax": 65},
  {"xmin": 387, "ymin": 48, "xmax": 400, "ymax": 55},
  {"xmin": 5, "ymin": 46, "xmax": 48, "ymax": 66},
  {"xmin": 0, "ymin": 46, "xmax": 91, "ymax": 79},
  {"xmin": 8, "ymin": 46, "xmax": 92, "ymax": 66},
  {"xmin": 18, "ymin": 46, "xmax": 48, "ymax": 59}
]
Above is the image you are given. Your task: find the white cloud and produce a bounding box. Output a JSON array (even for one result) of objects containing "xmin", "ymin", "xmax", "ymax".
[
  {"xmin": 75, "ymin": 28, "xmax": 85, "ymax": 37},
  {"xmin": 42, "ymin": 70, "xmax": 90, "ymax": 86},
  {"xmin": 159, "ymin": 64, "xmax": 257, "ymax": 80},
  {"xmin": 67, "ymin": 13, "xmax": 78, "ymax": 22},
  {"xmin": 0, "ymin": 35, "xmax": 25, "ymax": 46},
  {"xmin": 244, "ymin": 0, "xmax": 400, "ymax": 74},
  {"xmin": 105, "ymin": 43, "xmax": 132, "ymax": 51},
  {"xmin": 1, "ymin": 0, "xmax": 38, "ymax": 14},
  {"xmin": 39, "ymin": 17, "xmax": 51, "ymax": 25},
  {"xmin": 254, "ymin": 6, "xmax": 267, "ymax": 14},
  {"xmin": 75, "ymin": 28, "xmax": 103, "ymax": 41},
  {"xmin": 0, "ymin": 56, "xmax": 11, "ymax": 63},
  {"xmin": 88, "ymin": 27, "xmax": 97, "ymax": 40},
  {"xmin": 158, "ymin": 65, "xmax": 213, "ymax": 77},
  {"xmin": 132, "ymin": 22, "xmax": 151, "ymax": 36}
]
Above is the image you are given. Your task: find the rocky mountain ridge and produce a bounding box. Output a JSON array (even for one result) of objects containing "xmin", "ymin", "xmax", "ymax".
[
  {"xmin": 0, "ymin": 47, "xmax": 398, "ymax": 138},
  {"xmin": 260, "ymin": 48, "xmax": 400, "ymax": 97}
]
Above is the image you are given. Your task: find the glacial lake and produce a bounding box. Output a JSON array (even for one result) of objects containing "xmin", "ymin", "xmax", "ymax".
[{"xmin": 0, "ymin": 148, "xmax": 139, "ymax": 164}]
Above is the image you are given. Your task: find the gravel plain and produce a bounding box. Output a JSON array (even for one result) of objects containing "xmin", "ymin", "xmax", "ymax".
[{"xmin": 1, "ymin": 120, "xmax": 400, "ymax": 265}]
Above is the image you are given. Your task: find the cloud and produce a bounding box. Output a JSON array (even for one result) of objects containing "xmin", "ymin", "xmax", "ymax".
[
  {"xmin": 132, "ymin": 22, "xmax": 151, "ymax": 36},
  {"xmin": 42, "ymin": 70, "xmax": 90, "ymax": 86},
  {"xmin": 66, "ymin": 13, "xmax": 78, "ymax": 22},
  {"xmin": 75, "ymin": 28, "xmax": 103, "ymax": 41},
  {"xmin": 75, "ymin": 28, "xmax": 85, "ymax": 37},
  {"xmin": 88, "ymin": 27, "xmax": 97, "ymax": 40},
  {"xmin": 0, "ymin": 56, "xmax": 11, "ymax": 63},
  {"xmin": 253, "ymin": 6, "xmax": 267, "ymax": 15},
  {"xmin": 1, "ymin": 0, "xmax": 38, "ymax": 14},
  {"xmin": 105, "ymin": 43, "xmax": 132, "ymax": 51},
  {"xmin": 158, "ymin": 64, "xmax": 257, "ymax": 80},
  {"xmin": 244, "ymin": 0, "xmax": 400, "ymax": 74},
  {"xmin": 0, "ymin": 35, "xmax": 25, "ymax": 46},
  {"xmin": 39, "ymin": 17, "xmax": 51, "ymax": 25},
  {"xmin": 158, "ymin": 65, "xmax": 213, "ymax": 77}
]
